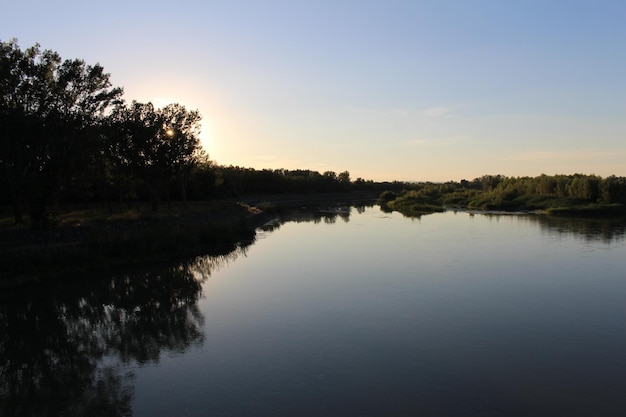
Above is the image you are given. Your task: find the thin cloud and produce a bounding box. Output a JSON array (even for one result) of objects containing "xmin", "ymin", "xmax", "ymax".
[
  {"xmin": 344, "ymin": 105, "xmax": 408, "ymax": 117},
  {"xmin": 424, "ymin": 106, "xmax": 450, "ymax": 118},
  {"xmin": 403, "ymin": 135, "xmax": 468, "ymax": 147},
  {"xmin": 391, "ymin": 108, "xmax": 408, "ymax": 117}
]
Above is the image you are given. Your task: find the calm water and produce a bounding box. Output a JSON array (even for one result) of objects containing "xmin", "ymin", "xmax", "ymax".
[{"xmin": 2, "ymin": 207, "xmax": 626, "ymax": 416}]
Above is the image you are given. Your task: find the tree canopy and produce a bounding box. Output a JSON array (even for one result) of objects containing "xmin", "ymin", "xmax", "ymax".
[
  {"xmin": 108, "ymin": 101, "xmax": 203, "ymax": 210},
  {"xmin": 0, "ymin": 39, "xmax": 205, "ymax": 227}
]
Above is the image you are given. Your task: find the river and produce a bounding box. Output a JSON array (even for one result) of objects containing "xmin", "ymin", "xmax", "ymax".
[{"xmin": 1, "ymin": 206, "xmax": 626, "ymax": 416}]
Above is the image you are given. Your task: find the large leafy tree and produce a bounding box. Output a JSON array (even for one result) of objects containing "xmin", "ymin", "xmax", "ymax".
[
  {"xmin": 108, "ymin": 101, "xmax": 203, "ymax": 210},
  {"xmin": 160, "ymin": 103, "xmax": 203, "ymax": 207},
  {"xmin": 0, "ymin": 39, "xmax": 122, "ymax": 227}
]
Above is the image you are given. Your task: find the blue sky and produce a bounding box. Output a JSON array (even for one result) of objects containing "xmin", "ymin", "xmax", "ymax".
[{"xmin": 3, "ymin": 0, "xmax": 625, "ymax": 181}]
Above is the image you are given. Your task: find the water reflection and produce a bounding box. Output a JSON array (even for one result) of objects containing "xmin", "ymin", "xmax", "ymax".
[
  {"xmin": 260, "ymin": 203, "xmax": 371, "ymax": 232},
  {"xmin": 264, "ymin": 205, "xmax": 626, "ymax": 245},
  {"xmin": 475, "ymin": 212, "xmax": 626, "ymax": 243},
  {"xmin": 534, "ymin": 215, "xmax": 626, "ymax": 243},
  {"xmin": 2, "ymin": 206, "xmax": 625, "ymax": 416},
  {"xmin": 396, "ymin": 207, "xmax": 626, "ymax": 243},
  {"xmin": 0, "ymin": 204, "xmax": 371, "ymax": 416},
  {"xmin": 0, "ymin": 245, "xmax": 248, "ymax": 417}
]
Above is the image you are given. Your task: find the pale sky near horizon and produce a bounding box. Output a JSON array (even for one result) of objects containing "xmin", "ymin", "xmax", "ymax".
[{"xmin": 3, "ymin": 0, "xmax": 625, "ymax": 182}]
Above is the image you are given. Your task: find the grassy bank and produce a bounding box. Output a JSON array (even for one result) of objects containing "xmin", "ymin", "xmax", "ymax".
[
  {"xmin": 379, "ymin": 188, "xmax": 626, "ymax": 218},
  {"xmin": 0, "ymin": 200, "xmax": 273, "ymax": 284}
]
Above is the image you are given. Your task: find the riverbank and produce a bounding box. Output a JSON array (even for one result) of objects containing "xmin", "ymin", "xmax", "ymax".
[
  {"xmin": 0, "ymin": 200, "xmax": 274, "ymax": 286},
  {"xmin": 379, "ymin": 190, "xmax": 626, "ymax": 219},
  {"xmin": 237, "ymin": 190, "xmax": 379, "ymax": 210},
  {"xmin": 0, "ymin": 191, "xmax": 382, "ymax": 285}
]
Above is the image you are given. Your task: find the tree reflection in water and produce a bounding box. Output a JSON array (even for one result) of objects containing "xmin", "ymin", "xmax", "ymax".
[
  {"xmin": 534, "ymin": 215, "xmax": 626, "ymax": 243},
  {"xmin": 0, "ymin": 245, "xmax": 248, "ymax": 417},
  {"xmin": 3, "ymin": 206, "xmax": 621, "ymax": 416},
  {"xmin": 259, "ymin": 204, "xmax": 369, "ymax": 230},
  {"xmin": 476, "ymin": 212, "xmax": 626, "ymax": 243}
]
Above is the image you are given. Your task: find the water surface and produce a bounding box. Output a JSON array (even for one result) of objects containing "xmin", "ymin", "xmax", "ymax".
[{"xmin": 2, "ymin": 207, "xmax": 626, "ymax": 416}]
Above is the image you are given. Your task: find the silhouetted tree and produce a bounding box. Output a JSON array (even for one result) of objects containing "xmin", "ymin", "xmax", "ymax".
[
  {"xmin": 338, "ymin": 170, "xmax": 351, "ymax": 189},
  {"xmin": 159, "ymin": 103, "xmax": 202, "ymax": 208},
  {"xmin": 108, "ymin": 101, "xmax": 202, "ymax": 210},
  {"xmin": 0, "ymin": 39, "xmax": 122, "ymax": 227}
]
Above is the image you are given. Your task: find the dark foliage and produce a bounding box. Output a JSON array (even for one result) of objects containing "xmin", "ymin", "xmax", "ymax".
[{"xmin": 0, "ymin": 39, "xmax": 208, "ymax": 227}]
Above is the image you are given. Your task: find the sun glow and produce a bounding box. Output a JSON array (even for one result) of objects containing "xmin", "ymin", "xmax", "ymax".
[{"xmin": 198, "ymin": 120, "xmax": 214, "ymax": 154}]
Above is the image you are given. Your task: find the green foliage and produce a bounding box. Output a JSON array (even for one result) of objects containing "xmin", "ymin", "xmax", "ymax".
[
  {"xmin": 377, "ymin": 190, "xmax": 398, "ymax": 204},
  {"xmin": 378, "ymin": 185, "xmax": 446, "ymax": 217},
  {"xmin": 378, "ymin": 174, "xmax": 626, "ymax": 217}
]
